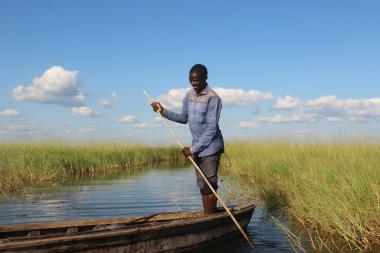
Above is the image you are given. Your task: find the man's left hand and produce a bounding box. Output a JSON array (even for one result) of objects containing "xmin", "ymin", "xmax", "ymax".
[{"xmin": 182, "ymin": 147, "xmax": 192, "ymax": 157}]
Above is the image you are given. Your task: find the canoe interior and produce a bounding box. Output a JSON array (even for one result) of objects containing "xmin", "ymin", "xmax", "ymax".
[{"xmin": 0, "ymin": 203, "xmax": 255, "ymax": 243}]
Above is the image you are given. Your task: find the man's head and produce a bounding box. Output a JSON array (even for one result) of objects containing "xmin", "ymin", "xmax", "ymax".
[{"xmin": 189, "ymin": 64, "xmax": 208, "ymax": 94}]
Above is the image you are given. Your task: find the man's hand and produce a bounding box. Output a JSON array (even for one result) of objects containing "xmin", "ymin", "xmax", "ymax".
[
  {"xmin": 182, "ymin": 147, "xmax": 192, "ymax": 157},
  {"xmin": 150, "ymin": 101, "xmax": 164, "ymax": 113}
]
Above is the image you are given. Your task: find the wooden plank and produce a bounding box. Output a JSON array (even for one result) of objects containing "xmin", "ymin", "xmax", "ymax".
[{"xmin": 0, "ymin": 211, "xmax": 204, "ymax": 233}]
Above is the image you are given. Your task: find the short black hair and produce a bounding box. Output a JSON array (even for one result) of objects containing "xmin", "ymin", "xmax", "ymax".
[{"xmin": 189, "ymin": 64, "xmax": 208, "ymax": 78}]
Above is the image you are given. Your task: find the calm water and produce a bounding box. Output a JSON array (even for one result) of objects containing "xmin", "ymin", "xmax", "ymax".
[{"xmin": 0, "ymin": 166, "xmax": 312, "ymax": 252}]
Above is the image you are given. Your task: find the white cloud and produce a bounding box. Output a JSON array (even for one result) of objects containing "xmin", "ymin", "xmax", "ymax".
[
  {"xmin": 257, "ymin": 113, "xmax": 317, "ymax": 123},
  {"xmin": 214, "ymin": 88, "xmax": 273, "ymax": 107},
  {"xmin": 274, "ymin": 95, "xmax": 300, "ymax": 110},
  {"xmin": 0, "ymin": 109, "xmax": 21, "ymax": 117},
  {"xmin": 71, "ymin": 106, "xmax": 99, "ymax": 117},
  {"xmin": 98, "ymin": 99, "xmax": 111, "ymax": 107},
  {"xmin": 238, "ymin": 121, "xmax": 260, "ymax": 128},
  {"xmin": 99, "ymin": 92, "xmax": 119, "ymax": 107},
  {"xmin": 111, "ymin": 92, "xmax": 118, "ymax": 100},
  {"xmin": 157, "ymin": 87, "xmax": 273, "ymax": 110},
  {"xmin": 302, "ymin": 96, "xmax": 380, "ymax": 121},
  {"xmin": 133, "ymin": 123, "xmax": 153, "ymax": 129},
  {"xmin": 77, "ymin": 128, "xmax": 95, "ymax": 133},
  {"xmin": 302, "ymin": 96, "xmax": 345, "ymax": 116},
  {"xmin": 12, "ymin": 66, "xmax": 85, "ymax": 107},
  {"xmin": 261, "ymin": 96, "xmax": 380, "ymax": 124},
  {"xmin": 158, "ymin": 88, "xmax": 189, "ymax": 110},
  {"xmin": 117, "ymin": 115, "xmax": 137, "ymax": 123},
  {"xmin": 132, "ymin": 116, "xmax": 184, "ymax": 129},
  {"xmin": 345, "ymin": 98, "xmax": 380, "ymax": 117},
  {"xmin": 153, "ymin": 93, "xmax": 378, "ymax": 125}
]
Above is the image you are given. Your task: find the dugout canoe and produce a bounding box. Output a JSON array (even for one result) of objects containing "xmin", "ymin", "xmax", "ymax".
[{"xmin": 0, "ymin": 202, "xmax": 255, "ymax": 253}]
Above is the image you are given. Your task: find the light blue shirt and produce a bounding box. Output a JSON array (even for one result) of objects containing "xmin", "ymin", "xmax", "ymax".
[{"xmin": 162, "ymin": 85, "xmax": 224, "ymax": 157}]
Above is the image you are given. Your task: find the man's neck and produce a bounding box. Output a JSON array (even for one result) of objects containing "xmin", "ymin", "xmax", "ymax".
[{"xmin": 194, "ymin": 83, "xmax": 208, "ymax": 96}]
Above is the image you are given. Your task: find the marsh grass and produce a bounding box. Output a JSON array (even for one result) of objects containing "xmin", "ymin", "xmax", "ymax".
[
  {"xmin": 223, "ymin": 140, "xmax": 380, "ymax": 252},
  {"xmin": 1, "ymin": 140, "xmax": 379, "ymax": 251},
  {"xmin": 0, "ymin": 143, "xmax": 185, "ymax": 197}
]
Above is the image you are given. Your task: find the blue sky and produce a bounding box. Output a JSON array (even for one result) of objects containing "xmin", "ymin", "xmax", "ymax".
[{"xmin": 1, "ymin": 0, "xmax": 379, "ymax": 144}]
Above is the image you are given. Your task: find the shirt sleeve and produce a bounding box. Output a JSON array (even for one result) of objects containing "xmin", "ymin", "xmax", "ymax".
[
  {"xmin": 190, "ymin": 96, "xmax": 222, "ymax": 154},
  {"xmin": 161, "ymin": 93, "xmax": 189, "ymax": 124}
]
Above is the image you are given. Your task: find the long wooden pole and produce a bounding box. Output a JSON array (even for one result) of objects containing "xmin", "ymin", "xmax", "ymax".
[{"xmin": 143, "ymin": 90, "xmax": 254, "ymax": 248}]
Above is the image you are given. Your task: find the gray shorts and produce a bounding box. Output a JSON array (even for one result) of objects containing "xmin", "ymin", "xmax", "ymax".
[{"xmin": 193, "ymin": 152, "xmax": 221, "ymax": 195}]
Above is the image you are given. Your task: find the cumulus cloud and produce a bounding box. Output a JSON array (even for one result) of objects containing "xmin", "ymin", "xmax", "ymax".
[
  {"xmin": 98, "ymin": 99, "xmax": 111, "ymax": 107},
  {"xmin": 274, "ymin": 95, "xmax": 300, "ymax": 110},
  {"xmin": 99, "ymin": 92, "xmax": 119, "ymax": 107},
  {"xmin": 0, "ymin": 109, "xmax": 21, "ymax": 117},
  {"xmin": 12, "ymin": 66, "xmax": 85, "ymax": 107},
  {"xmin": 157, "ymin": 87, "xmax": 273, "ymax": 110},
  {"xmin": 157, "ymin": 88, "xmax": 189, "ymax": 110},
  {"xmin": 133, "ymin": 123, "xmax": 153, "ymax": 129},
  {"xmin": 238, "ymin": 121, "xmax": 260, "ymax": 128},
  {"xmin": 257, "ymin": 113, "xmax": 317, "ymax": 123},
  {"xmin": 71, "ymin": 106, "xmax": 99, "ymax": 117},
  {"xmin": 117, "ymin": 115, "xmax": 137, "ymax": 123},
  {"xmin": 214, "ymin": 88, "xmax": 273, "ymax": 107},
  {"xmin": 258, "ymin": 96, "xmax": 380, "ymax": 124},
  {"xmin": 302, "ymin": 96, "xmax": 380, "ymax": 120},
  {"xmin": 131, "ymin": 116, "xmax": 183, "ymax": 129}
]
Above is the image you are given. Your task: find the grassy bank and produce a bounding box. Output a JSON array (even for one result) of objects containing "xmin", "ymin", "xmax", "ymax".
[
  {"xmin": 0, "ymin": 143, "xmax": 185, "ymax": 196},
  {"xmin": 1, "ymin": 141, "xmax": 379, "ymax": 251},
  {"xmin": 224, "ymin": 140, "xmax": 380, "ymax": 252}
]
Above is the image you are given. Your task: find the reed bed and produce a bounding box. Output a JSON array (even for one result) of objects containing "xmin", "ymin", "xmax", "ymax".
[
  {"xmin": 224, "ymin": 140, "xmax": 380, "ymax": 252},
  {"xmin": 0, "ymin": 143, "xmax": 185, "ymax": 196}
]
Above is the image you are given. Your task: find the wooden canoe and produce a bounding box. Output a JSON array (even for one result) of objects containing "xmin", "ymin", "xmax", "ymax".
[{"xmin": 0, "ymin": 202, "xmax": 255, "ymax": 253}]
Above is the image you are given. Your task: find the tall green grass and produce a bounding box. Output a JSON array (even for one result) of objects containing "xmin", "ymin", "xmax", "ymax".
[
  {"xmin": 0, "ymin": 143, "xmax": 185, "ymax": 196},
  {"xmin": 1, "ymin": 140, "xmax": 379, "ymax": 251},
  {"xmin": 224, "ymin": 140, "xmax": 380, "ymax": 252}
]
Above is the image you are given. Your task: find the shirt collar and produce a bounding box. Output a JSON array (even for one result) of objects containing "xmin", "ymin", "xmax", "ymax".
[{"xmin": 192, "ymin": 84, "xmax": 209, "ymax": 97}]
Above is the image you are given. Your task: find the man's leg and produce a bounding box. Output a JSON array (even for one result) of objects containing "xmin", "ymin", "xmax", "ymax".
[{"xmin": 195, "ymin": 152, "xmax": 221, "ymax": 215}]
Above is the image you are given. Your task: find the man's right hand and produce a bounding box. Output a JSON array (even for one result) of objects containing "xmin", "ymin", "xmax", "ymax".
[{"xmin": 150, "ymin": 101, "xmax": 164, "ymax": 113}]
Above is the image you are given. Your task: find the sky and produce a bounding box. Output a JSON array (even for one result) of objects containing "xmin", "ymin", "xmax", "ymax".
[{"xmin": 0, "ymin": 0, "xmax": 379, "ymax": 144}]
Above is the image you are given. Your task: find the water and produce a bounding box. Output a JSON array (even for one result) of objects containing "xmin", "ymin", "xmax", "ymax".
[{"xmin": 0, "ymin": 166, "xmax": 311, "ymax": 252}]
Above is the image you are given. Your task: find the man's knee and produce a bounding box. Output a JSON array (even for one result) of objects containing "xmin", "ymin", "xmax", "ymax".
[{"xmin": 200, "ymin": 182, "xmax": 218, "ymax": 195}]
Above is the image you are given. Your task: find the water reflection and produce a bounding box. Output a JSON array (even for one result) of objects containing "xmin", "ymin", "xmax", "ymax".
[{"xmin": 0, "ymin": 166, "xmax": 312, "ymax": 252}]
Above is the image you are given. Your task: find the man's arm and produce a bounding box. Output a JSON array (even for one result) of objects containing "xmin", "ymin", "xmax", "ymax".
[
  {"xmin": 152, "ymin": 94, "xmax": 188, "ymax": 124},
  {"xmin": 190, "ymin": 96, "xmax": 222, "ymax": 154}
]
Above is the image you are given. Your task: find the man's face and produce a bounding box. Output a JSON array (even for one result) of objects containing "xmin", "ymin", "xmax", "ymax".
[{"xmin": 189, "ymin": 71, "xmax": 207, "ymax": 94}]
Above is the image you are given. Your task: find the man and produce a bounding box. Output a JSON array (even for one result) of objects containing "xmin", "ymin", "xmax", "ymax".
[{"xmin": 151, "ymin": 64, "xmax": 224, "ymax": 215}]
